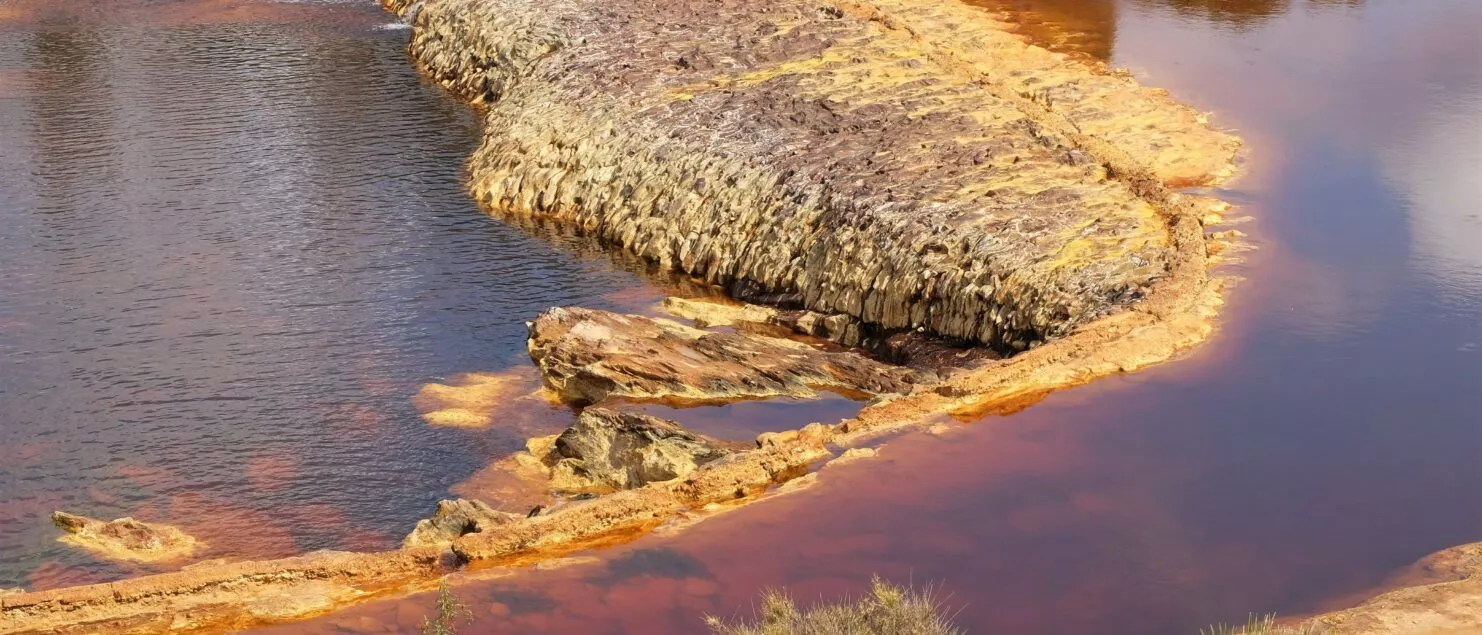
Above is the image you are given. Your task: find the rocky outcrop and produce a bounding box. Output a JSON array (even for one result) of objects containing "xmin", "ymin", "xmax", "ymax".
[
  {"xmin": 386, "ymin": 0, "xmax": 1237, "ymax": 353},
  {"xmin": 0, "ymin": 549, "xmax": 443, "ymax": 635},
  {"xmin": 402, "ymin": 499, "xmax": 521, "ymax": 548},
  {"xmin": 1, "ymin": 0, "xmax": 1246, "ymax": 630},
  {"xmin": 544, "ymin": 408, "xmax": 732, "ymax": 492},
  {"xmin": 51, "ymin": 512, "xmax": 198, "ymax": 564},
  {"xmin": 528, "ymin": 307, "xmax": 917, "ymax": 404},
  {"xmin": 1300, "ymin": 543, "xmax": 1482, "ymax": 635}
]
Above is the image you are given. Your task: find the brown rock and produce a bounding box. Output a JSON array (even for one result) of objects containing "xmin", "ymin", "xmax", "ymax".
[
  {"xmin": 402, "ymin": 499, "xmax": 521, "ymax": 548},
  {"xmin": 546, "ymin": 408, "xmax": 731, "ymax": 492},
  {"xmin": 527, "ymin": 307, "xmax": 916, "ymax": 404},
  {"xmin": 51, "ymin": 511, "xmax": 198, "ymax": 563}
]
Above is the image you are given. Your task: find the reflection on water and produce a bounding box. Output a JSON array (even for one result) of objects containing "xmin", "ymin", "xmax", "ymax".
[
  {"xmin": 1, "ymin": 0, "xmax": 1478, "ymax": 632},
  {"xmin": 965, "ymin": 0, "xmax": 1117, "ymax": 59},
  {"xmin": 0, "ymin": 0, "xmax": 676, "ymax": 588},
  {"xmin": 271, "ymin": 0, "xmax": 1479, "ymax": 634},
  {"xmin": 1380, "ymin": 84, "xmax": 1482, "ymax": 302}
]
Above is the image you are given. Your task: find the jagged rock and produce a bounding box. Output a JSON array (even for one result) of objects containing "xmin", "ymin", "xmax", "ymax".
[
  {"xmin": 402, "ymin": 499, "xmax": 520, "ymax": 548},
  {"xmin": 528, "ymin": 306, "xmax": 917, "ymax": 404},
  {"xmin": 544, "ymin": 408, "xmax": 732, "ymax": 492},
  {"xmin": 386, "ymin": 0, "xmax": 1237, "ymax": 352},
  {"xmin": 0, "ymin": 587, "xmax": 23, "ymax": 598},
  {"xmin": 51, "ymin": 511, "xmax": 198, "ymax": 563}
]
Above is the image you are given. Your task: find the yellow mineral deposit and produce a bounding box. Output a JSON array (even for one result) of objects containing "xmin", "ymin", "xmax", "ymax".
[
  {"xmin": 412, "ymin": 368, "xmax": 562, "ymax": 429},
  {"xmin": 50, "ymin": 512, "xmax": 200, "ymax": 565}
]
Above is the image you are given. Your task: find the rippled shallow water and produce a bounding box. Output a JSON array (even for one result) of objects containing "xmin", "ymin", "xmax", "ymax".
[
  {"xmin": 2, "ymin": 0, "xmax": 1479, "ymax": 633},
  {"xmin": 0, "ymin": 0, "xmax": 700, "ymax": 588}
]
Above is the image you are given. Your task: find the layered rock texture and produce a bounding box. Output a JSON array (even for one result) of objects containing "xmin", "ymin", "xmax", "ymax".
[
  {"xmin": 51, "ymin": 512, "xmax": 198, "ymax": 564},
  {"xmin": 529, "ymin": 307, "xmax": 917, "ymax": 403},
  {"xmin": 545, "ymin": 408, "xmax": 733, "ymax": 492},
  {"xmin": 385, "ymin": 0, "xmax": 1237, "ymax": 353}
]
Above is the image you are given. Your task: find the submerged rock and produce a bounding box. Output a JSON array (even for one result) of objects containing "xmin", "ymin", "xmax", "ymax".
[
  {"xmin": 402, "ymin": 499, "xmax": 521, "ymax": 548},
  {"xmin": 51, "ymin": 511, "xmax": 198, "ymax": 563},
  {"xmin": 545, "ymin": 408, "xmax": 732, "ymax": 492},
  {"xmin": 528, "ymin": 306, "xmax": 917, "ymax": 404}
]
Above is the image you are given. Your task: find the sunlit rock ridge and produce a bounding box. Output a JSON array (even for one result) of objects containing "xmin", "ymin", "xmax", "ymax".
[{"xmin": 386, "ymin": 0, "xmax": 1237, "ymax": 351}]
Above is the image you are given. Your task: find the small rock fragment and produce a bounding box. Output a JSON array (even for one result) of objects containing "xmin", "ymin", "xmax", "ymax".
[{"xmin": 403, "ymin": 499, "xmax": 521, "ymax": 548}]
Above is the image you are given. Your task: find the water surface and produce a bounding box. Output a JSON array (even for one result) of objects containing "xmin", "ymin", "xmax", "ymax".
[
  {"xmin": 1, "ymin": 0, "xmax": 1478, "ymax": 633},
  {"xmin": 0, "ymin": 0, "xmax": 678, "ymax": 589},
  {"xmin": 267, "ymin": 0, "xmax": 1480, "ymax": 633}
]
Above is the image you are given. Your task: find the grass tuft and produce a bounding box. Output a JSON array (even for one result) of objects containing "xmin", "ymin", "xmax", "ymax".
[
  {"xmin": 1200, "ymin": 613, "xmax": 1325, "ymax": 635},
  {"xmin": 705, "ymin": 576, "xmax": 961, "ymax": 635}
]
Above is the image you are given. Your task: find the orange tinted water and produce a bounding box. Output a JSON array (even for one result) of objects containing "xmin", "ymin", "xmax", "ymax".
[
  {"xmin": 268, "ymin": 0, "xmax": 1479, "ymax": 633},
  {"xmin": 0, "ymin": 0, "xmax": 690, "ymax": 588},
  {"xmin": 2, "ymin": 0, "xmax": 1479, "ymax": 633}
]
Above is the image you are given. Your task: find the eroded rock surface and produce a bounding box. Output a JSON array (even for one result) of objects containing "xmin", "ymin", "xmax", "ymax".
[
  {"xmin": 385, "ymin": 0, "xmax": 1237, "ymax": 352},
  {"xmin": 51, "ymin": 511, "xmax": 198, "ymax": 563},
  {"xmin": 402, "ymin": 499, "xmax": 521, "ymax": 548},
  {"xmin": 545, "ymin": 408, "xmax": 732, "ymax": 492},
  {"xmin": 528, "ymin": 306, "xmax": 917, "ymax": 404}
]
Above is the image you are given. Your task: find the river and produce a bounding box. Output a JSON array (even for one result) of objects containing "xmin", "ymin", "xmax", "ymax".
[{"xmin": 2, "ymin": 0, "xmax": 1479, "ymax": 633}]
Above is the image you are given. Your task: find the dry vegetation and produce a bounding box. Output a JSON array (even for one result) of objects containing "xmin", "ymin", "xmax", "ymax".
[{"xmin": 705, "ymin": 577, "xmax": 961, "ymax": 635}]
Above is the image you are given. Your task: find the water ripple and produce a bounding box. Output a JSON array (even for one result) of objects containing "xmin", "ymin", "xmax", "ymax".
[{"xmin": 0, "ymin": 0, "xmax": 663, "ymax": 588}]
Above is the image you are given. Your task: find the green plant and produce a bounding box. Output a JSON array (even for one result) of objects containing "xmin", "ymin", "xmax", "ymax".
[
  {"xmin": 1199, "ymin": 613, "xmax": 1325, "ymax": 635},
  {"xmin": 420, "ymin": 579, "xmax": 474, "ymax": 635},
  {"xmin": 705, "ymin": 576, "xmax": 960, "ymax": 635}
]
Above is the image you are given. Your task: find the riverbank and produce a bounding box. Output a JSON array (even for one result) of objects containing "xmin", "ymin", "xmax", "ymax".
[{"xmin": 0, "ymin": 0, "xmax": 1242, "ymax": 630}]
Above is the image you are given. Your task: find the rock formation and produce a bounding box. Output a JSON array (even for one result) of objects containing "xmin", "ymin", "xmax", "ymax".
[
  {"xmin": 545, "ymin": 408, "xmax": 733, "ymax": 492},
  {"xmin": 528, "ymin": 307, "xmax": 917, "ymax": 404},
  {"xmin": 1, "ymin": 0, "xmax": 1245, "ymax": 629},
  {"xmin": 51, "ymin": 511, "xmax": 198, "ymax": 564},
  {"xmin": 385, "ymin": 0, "xmax": 1236, "ymax": 353},
  {"xmin": 402, "ymin": 499, "xmax": 521, "ymax": 548}
]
